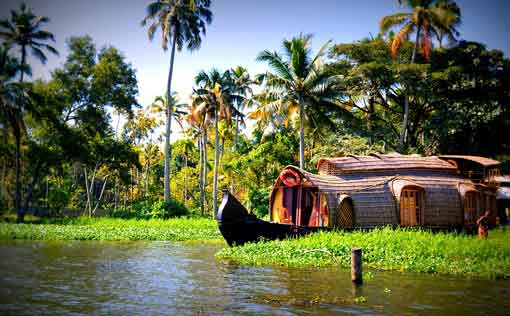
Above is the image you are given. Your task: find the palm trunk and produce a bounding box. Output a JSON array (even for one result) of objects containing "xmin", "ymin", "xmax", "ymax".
[
  {"xmin": 367, "ymin": 94, "xmax": 375, "ymax": 144},
  {"xmin": 202, "ymin": 128, "xmax": 208, "ymax": 214},
  {"xmin": 20, "ymin": 45, "xmax": 26, "ymax": 83},
  {"xmin": 234, "ymin": 115, "xmax": 239, "ymax": 151},
  {"xmin": 92, "ymin": 176, "xmax": 109, "ymax": 215},
  {"xmin": 145, "ymin": 157, "xmax": 150, "ymax": 197},
  {"xmin": 299, "ymin": 97, "xmax": 305, "ymax": 170},
  {"xmin": 184, "ymin": 153, "xmax": 188, "ymax": 204},
  {"xmin": 164, "ymin": 34, "xmax": 177, "ymax": 202},
  {"xmin": 22, "ymin": 160, "xmax": 43, "ymax": 216},
  {"xmin": 212, "ymin": 111, "xmax": 220, "ymax": 218},
  {"xmin": 84, "ymin": 167, "xmax": 91, "ymax": 217},
  {"xmin": 198, "ymin": 136, "xmax": 204, "ymax": 215},
  {"xmin": 14, "ymin": 125, "xmax": 22, "ymax": 223},
  {"xmin": 399, "ymin": 27, "xmax": 421, "ymax": 150}
]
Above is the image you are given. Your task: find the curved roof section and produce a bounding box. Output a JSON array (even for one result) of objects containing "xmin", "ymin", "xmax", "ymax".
[
  {"xmin": 438, "ymin": 155, "xmax": 500, "ymax": 167},
  {"xmin": 317, "ymin": 154, "xmax": 457, "ymax": 174}
]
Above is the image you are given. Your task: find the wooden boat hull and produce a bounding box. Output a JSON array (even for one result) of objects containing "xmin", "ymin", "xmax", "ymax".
[{"xmin": 217, "ymin": 190, "xmax": 325, "ymax": 246}]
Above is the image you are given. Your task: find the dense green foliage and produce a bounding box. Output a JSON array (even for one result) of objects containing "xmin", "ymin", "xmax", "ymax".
[
  {"xmin": 0, "ymin": 217, "xmax": 221, "ymax": 241},
  {"xmin": 217, "ymin": 227, "xmax": 510, "ymax": 279},
  {"xmin": 1, "ymin": 1, "xmax": 509, "ymax": 222}
]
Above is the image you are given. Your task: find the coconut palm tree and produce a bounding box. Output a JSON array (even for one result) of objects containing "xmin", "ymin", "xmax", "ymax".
[
  {"xmin": 433, "ymin": 0, "xmax": 461, "ymax": 49},
  {"xmin": 230, "ymin": 66, "xmax": 255, "ymax": 151},
  {"xmin": 256, "ymin": 34, "xmax": 344, "ymax": 169},
  {"xmin": 185, "ymin": 104, "xmax": 208, "ymax": 215},
  {"xmin": 0, "ymin": 46, "xmax": 30, "ymax": 222},
  {"xmin": 192, "ymin": 69, "xmax": 240, "ymax": 218},
  {"xmin": 149, "ymin": 93, "xmax": 187, "ymax": 197},
  {"xmin": 380, "ymin": 0, "xmax": 461, "ymax": 147},
  {"xmin": 0, "ymin": 3, "xmax": 58, "ymax": 82},
  {"xmin": 149, "ymin": 93, "xmax": 188, "ymax": 130},
  {"xmin": 142, "ymin": 0, "xmax": 212, "ymax": 202}
]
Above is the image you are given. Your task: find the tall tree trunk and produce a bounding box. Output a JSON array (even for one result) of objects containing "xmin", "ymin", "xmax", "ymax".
[
  {"xmin": 14, "ymin": 125, "xmax": 22, "ymax": 223},
  {"xmin": 22, "ymin": 160, "xmax": 43, "ymax": 216},
  {"xmin": 184, "ymin": 153, "xmax": 188, "ymax": 205},
  {"xmin": 114, "ymin": 178, "xmax": 118, "ymax": 212},
  {"xmin": 164, "ymin": 34, "xmax": 177, "ymax": 202},
  {"xmin": 212, "ymin": 111, "xmax": 220, "ymax": 218},
  {"xmin": 20, "ymin": 45, "xmax": 26, "ymax": 83},
  {"xmin": 84, "ymin": 167, "xmax": 91, "ymax": 217},
  {"xmin": 145, "ymin": 157, "xmax": 150, "ymax": 197},
  {"xmin": 45, "ymin": 177, "xmax": 49, "ymax": 208},
  {"xmin": 92, "ymin": 176, "xmax": 109, "ymax": 215},
  {"xmin": 234, "ymin": 115, "xmax": 239, "ymax": 151},
  {"xmin": 202, "ymin": 128, "xmax": 208, "ymax": 214},
  {"xmin": 299, "ymin": 97, "xmax": 305, "ymax": 170},
  {"xmin": 198, "ymin": 136, "xmax": 204, "ymax": 215},
  {"xmin": 0, "ymin": 157, "xmax": 5, "ymax": 207},
  {"xmin": 399, "ymin": 27, "xmax": 421, "ymax": 151},
  {"xmin": 367, "ymin": 95, "xmax": 375, "ymax": 144}
]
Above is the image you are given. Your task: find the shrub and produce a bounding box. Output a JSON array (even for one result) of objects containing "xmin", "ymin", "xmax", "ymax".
[
  {"xmin": 248, "ymin": 187, "xmax": 270, "ymax": 218},
  {"xmin": 149, "ymin": 199, "xmax": 188, "ymax": 219}
]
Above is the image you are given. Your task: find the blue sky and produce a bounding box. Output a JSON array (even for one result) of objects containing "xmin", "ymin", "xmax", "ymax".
[{"xmin": 1, "ymin": 0, "xmax": 509, "ymax": 139}]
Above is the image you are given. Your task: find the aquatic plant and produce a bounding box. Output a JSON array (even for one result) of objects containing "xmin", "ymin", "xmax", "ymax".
[
  {"xmin": 217, "ymin": 227, "xmax": 510, "ymax": 279},
  {"xmin": 0, "ymin": 217, "xmax": 222, "ymax": 241}
]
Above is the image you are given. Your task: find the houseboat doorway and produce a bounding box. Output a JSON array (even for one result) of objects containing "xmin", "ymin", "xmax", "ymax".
[
  {"xmin": 400, "ymin": 188, "xmax": 423, "ymax": 226},
  {"xmin": 272, "ymin": 186, "xmax": 323, "ymax": 227}
]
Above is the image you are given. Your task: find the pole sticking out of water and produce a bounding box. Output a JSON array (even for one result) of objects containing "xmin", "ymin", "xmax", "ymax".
[{"xmin": 351, "ymin": 248, "xmax": 362, "ymax": 285}]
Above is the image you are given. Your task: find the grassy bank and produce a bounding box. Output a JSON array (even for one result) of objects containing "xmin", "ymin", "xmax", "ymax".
[
  {"xmin": 217, "ymin": 227, "xmax": 510, "ymax": 279},
  {"xmin": 0, "ymin": 217, "xmax": 222, "ymax": 241}
]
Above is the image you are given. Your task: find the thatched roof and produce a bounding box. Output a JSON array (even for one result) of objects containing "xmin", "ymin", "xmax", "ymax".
[
  {"xmin": 317, "ymin": 154, "xmax": 457, "ymax": 174},
  {"xmin": 438, "ymin": 155, "xmax": 501, "ymax": 167}
]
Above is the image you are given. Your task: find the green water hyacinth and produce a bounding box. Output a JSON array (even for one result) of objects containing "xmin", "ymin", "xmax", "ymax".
[
  {"xmin": 0, "ymin": 217, "xmax": 222, "ymax": 242},
  {"xmin": 217, "ymin": 227, "xmax": 510, "ymax": 279}
]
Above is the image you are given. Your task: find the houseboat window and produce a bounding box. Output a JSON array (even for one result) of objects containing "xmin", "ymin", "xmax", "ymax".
[
  {"xmin": 400, "ymin": 188, "xmax": 422, "ymax": 226},
  {"xmin": 337, "ymin": 198, "xmax": 354, "ymax": 229},
  {"xmin": 464, "ymin": 192, "xmax": 477, "ymax": 226},
  {"xmin": 300, "ymin": 188, "xmax": 320, "ymax": 226},
  {"xmin": 274, "ymin": 187, "xmax": 296, "ymax": 224}
]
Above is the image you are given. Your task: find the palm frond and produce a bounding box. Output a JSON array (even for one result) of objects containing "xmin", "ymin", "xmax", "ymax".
[
  {"xmin": 391, "ymin": 22, "xmax": 414, "ymax": 58},
  {"xmin": 380, "ymin": 13, "xmax": 411, "ymax": 34}
]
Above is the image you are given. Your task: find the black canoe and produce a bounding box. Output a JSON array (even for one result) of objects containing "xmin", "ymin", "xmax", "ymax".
[{"xmin": 217, "ymin": 189, "xmax": 325, "ymax": 246}]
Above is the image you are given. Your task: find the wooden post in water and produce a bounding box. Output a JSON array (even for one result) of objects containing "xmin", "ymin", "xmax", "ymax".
[{"xmin": 351, "ymin": 247, "xmax": 362, "ymax": 285}]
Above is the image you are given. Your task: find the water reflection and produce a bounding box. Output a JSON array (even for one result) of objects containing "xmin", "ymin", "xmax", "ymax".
[{"xmin": 0, "ymin": 240, "xmax": 509, "ymax": 316}]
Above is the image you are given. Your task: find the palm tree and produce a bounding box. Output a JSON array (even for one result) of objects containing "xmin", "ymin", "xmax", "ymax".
[
  {"xmin": 0, "ymin": 3, "xmax": 58, "ymax": 82},
  {"xmin": 185, "ymin": 105, "xmax": 208, "ymax": 215},
  {"xmin": 230, "ymin": 66, "xmax": 255, "ymax": 151},
  {"xmin": 256, "ymin": 34, "xmax": 343, "ymax": 169},
  {"xmin": 149, "ymin": 93, "xmax": 188, "ymax": 129},
  {"xmin": 149, "ymin": 93, "xmax": 187, "ymax": 197},
  {"xmin": 142, "ymin": 0, "xmax": 212, "ymax": 202},
  {"xmin": 180, "ymin": 139, "xmax": 195, "ymax": 205},
  {"xmin": 433, "ymin": 0, "xmax": 461, "ymax": 49},
  {"xmin": 380, "ymin": 0, "xmax": 461, "ymax": 147},
  {"xmin": 0, "ymin": 46, "xmax": 30, "ymax": 222},
  {"xmin": 192, "ymin": 69, "xmax": 239, "ymax": 218}
]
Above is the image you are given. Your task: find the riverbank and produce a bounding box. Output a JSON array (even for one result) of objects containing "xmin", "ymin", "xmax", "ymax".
[
  {"xmin": 217, "ymin": 227, "xmax": 510, "ymax": 279},
  {"xmin": 0, "ymin": 217, "xmax": 223, "ymax": 242}
]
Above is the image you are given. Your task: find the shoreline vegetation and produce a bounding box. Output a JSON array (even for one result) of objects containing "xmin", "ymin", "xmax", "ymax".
[
  {"xmin": 217, "ymin": 227, "xmax": 510, "ymax": 279},
  {"xmin": 2, "ymin": 215, "xmax": 509, "ymax": 279},
  {"xmin": 0, "ymin": 217, "xmax": 222, "ymax": 242}
]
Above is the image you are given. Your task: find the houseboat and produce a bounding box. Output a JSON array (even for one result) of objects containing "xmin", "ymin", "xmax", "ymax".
[{"xmin": 217, "ymin": 154, "xmax": 501, "ymax": 246}]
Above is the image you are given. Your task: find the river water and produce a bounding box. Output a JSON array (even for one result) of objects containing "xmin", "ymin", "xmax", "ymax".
[{"xmin": 0, "ymin": 240, "xmax": 509, "ymax": 316}]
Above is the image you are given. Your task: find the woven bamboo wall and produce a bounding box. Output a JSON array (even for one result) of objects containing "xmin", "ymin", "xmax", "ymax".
[{"xmin": 293, "ymin": 167, "xmax": 468, "ymax": 229}]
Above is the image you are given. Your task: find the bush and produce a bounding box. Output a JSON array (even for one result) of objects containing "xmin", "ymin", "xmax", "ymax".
[
  {"xmin": 248, "ymin": 187, "xmax": 270, "ymax": 218},
  {"xmin": 149, "ymin": 199, "xmax": 188, "ymax": 219}
]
